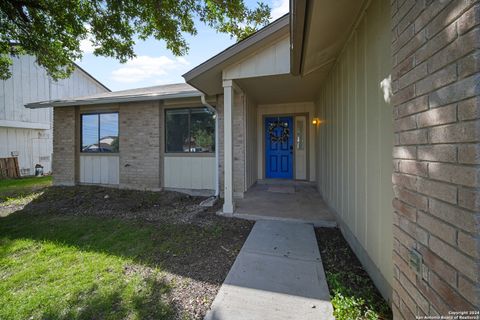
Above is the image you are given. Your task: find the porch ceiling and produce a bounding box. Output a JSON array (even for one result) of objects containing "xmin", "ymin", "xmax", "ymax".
[{"xmin": 236, "ymin": 66, "xmax": 329, "ymax": 104}]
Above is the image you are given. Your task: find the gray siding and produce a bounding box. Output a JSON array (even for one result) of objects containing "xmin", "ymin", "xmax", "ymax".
[{"xmin": 315, "ymin": 0, "xmax": 393, "ymax": 300}]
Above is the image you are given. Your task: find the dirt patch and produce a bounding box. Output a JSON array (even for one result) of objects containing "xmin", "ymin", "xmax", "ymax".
[
  {"xmin": 149, "ymin": 210, "xmax": 252, "ymax": 319},
  {"xmin": 6, "ymin": 185, "xmax": 253, "ymax": 319},
  {"xmin": 26, "ymin": 186, "xmax": 205, "ymax": 222},
  {"xmin": 316, "ymin": 227, "xmax": 392, "ymax": 319}
]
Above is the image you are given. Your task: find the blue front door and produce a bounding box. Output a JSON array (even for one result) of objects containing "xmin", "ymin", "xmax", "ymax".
[{"xmin": 265, "ymin": 116, "xmax": 293, "ymax": 179}]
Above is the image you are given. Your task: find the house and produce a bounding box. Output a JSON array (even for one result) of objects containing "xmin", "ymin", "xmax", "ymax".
[
  {"xmin": 0, "ymin": 55, "xmax": 109, "ymax": 175},
  {"xmin": 26, "ymin": 0, "xmax": 480, "ymax": 317}
]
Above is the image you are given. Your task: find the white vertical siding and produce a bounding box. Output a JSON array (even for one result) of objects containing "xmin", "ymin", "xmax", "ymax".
[
  {"xmin": 0, "ymin": 127, "xmax": 52, "ymax": 175},
  {"xmin": 223, "ymin": 36, "xmax": 290, "ymax": 80},
  {"xmin": 0, "ymin": 55, "xmax": 107, "ymax": 175},
  {"xmin": 164, "ymin": 156, "xmax": 216, "ymax": 190},
  {"xmin": 315, "ymin": 0, "xmax": 393, "ymax": 299},
  {"xmin": 80, "ymin": 155, "xmax": 119, "ymax": 185}
]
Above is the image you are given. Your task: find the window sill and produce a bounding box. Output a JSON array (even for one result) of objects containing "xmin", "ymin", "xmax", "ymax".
[
  {"xmin": 80, "ymin": 153, "xmax": 120, "ymax": 157},
  {"xmin": 164, "ymin": 153, "xmax": 215, "ymax": 158}
]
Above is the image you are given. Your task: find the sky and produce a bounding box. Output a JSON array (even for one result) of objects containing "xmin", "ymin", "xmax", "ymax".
[{"xmin": 76, "ymin": 0, "xmax": 289, "ymax": 92}]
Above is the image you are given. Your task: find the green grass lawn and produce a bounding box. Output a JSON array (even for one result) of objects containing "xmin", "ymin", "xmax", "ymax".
[
  {"xmin": 0, "ymin": 176, "xmax": 52, "ymax": 204},
  {"xmin": 0, "ymin": 211, "xmax": 233, "ymax": 320},
  {"xmin": 0, "ymin": 213, "xmax": 173, "ymax": 319},
  {"xmin": 0, "ymin": 182, "xmax": 251, "ymax": 320}
]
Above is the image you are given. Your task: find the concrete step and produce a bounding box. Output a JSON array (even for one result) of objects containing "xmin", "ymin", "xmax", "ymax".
[{"xmin": 257, "ymin": 179, "xmax": 317, "ymax": 187}]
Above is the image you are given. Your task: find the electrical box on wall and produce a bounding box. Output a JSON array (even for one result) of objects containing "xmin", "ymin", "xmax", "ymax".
[
  {"xmin": 421, "ymin": 263, "xmax": 429, "ymax": 281},
  {"xmin": 409, "ymin": 249, "xmax": 422, "ymax": 274}
]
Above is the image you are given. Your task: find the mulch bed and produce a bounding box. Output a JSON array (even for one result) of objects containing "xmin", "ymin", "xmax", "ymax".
[
  {"xmin": 29, "ymin": 186, "xmax": 211, "ymax": 223},
  {"xmin": 315, "ymin": 227, "xmax": 393, "ymax": 319}
]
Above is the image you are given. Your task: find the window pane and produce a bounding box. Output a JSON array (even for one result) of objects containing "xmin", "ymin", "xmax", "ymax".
[
  {"xmin": 166, "ymin": 109, "xmax": 189, "ymax": 152},
  {"xmin": 296, "ymin": 119, "xmax": 304, "ymax": 150},
  {"xmin": 100, "ymin": 113, "xmax": 119, "ymax": 152},
  {"xmin": 190, "ymin": 108, "xmax": 215, "ymax": 153},
  {"xmin": 82, "ymin": 114, "xmax": 99, "ymax": 152}
]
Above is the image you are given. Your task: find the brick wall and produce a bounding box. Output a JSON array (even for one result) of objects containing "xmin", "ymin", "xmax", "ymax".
[
  {"xmin": 119, "ymin": 101, "xmax": 162, "ymax": 190},
  {"xmin": 391, "ymin": 0, "xmax": 480, "ymax": 317},
  {"xmin": 52, "ymin": 107, "xmax": 76, "ymax": 186},
  {"xmin": 217, "ymin": 96, "xmax": 225, "ymax": 194},
  {"xmin": 217, "ymin": 92, "xmax": 246, "ymax": 198}
]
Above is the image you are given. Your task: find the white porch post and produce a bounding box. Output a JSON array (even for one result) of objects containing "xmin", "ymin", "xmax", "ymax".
[{"xmin": 223, "ymin": 80, "xmax": 235, "ymax": 214}]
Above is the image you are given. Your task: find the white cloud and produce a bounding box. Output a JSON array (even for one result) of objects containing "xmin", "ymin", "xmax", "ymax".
[
  {"xmin": 80, "ymin": 37, "xmax": 96, "ymax": 54},
  {"xmin": 110, "ymin": 55, "xmax": 190, "ymax": 83},
  {"xmin": 270, "ymin": 0, "xmax": 289, "ymax": 21},
  {"xmin": 79, "ymin": 24, "xmax": 98, "ymax": 54}
]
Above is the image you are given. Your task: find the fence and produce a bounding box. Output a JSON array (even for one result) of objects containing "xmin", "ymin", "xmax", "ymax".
[{"xmin": 0, "ymin": 157, "xmax": 20, "ymax": 179}]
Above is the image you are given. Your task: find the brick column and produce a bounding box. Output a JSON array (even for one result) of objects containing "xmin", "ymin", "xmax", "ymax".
[
  {"xmin": 391, "ymin": 0, "xmax": 480, "ymax": 318},
  {"xmin": 52, "ymin": 107, "xmax": 76, "ymax": 186}
]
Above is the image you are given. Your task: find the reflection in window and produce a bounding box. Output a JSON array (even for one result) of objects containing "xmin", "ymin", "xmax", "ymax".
[
  {"xmin": 81, "ymin": 113, "xmax": 119, "ymax": 153},
  {"xmin": 165, "ymin": 107, "xmax": 215, "ymax": 153},
  {"xmin": 165, "ymin": 109, "xmax": 189, "ymax": 153}
]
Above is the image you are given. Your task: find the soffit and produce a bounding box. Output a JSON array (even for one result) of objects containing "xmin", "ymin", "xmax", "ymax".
[
  {"xmin": 301, "ymin": 0, "xmax": 366, "ymax": 76},
  {"xmin": 236, "ymin": 65, "xmax": 330, "ymax": 104}
]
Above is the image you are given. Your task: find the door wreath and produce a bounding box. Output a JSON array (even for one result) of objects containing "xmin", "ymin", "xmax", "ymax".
[{"xmin": 268, "ymin": 120, "xmax": 290, "ymax": 143}]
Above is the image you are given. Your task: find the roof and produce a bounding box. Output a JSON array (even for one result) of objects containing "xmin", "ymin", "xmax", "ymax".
[
  {"xmin": 25, "ymin": 83, "xmax": 200, "ymax": 109},
  {"xmin": 183, "ymin": 14, "xmax": 290, "ymax": 95},
  {"xmin": 27, "ymin": 15, "xmax": 290, "ymax": 108}
]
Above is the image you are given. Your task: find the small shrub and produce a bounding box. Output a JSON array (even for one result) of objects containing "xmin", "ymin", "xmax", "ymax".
[{"xmin": 331, "ymin": 292, "xmax": 364, "ymax": 319}]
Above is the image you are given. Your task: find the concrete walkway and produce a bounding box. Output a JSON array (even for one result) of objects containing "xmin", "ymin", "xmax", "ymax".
[{"xmin": 205, "ymin": 220, "xmax": 334, "ymax": 320}]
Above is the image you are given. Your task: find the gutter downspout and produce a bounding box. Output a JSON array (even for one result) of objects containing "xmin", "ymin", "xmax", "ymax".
[{"xmin": 201, "ymin": 94, "xmax": 219, "ymax": 197}]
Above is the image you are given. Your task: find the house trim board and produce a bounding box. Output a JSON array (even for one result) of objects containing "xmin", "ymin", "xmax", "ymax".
[{"xmin": 0, "ymin": 120, "xmax": 50, "ymax": 130}]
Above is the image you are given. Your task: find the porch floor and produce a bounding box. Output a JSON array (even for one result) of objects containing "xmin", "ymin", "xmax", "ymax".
[{"xmin": 230, "ymin": 182, "xmax": 337, "ymax": 227}]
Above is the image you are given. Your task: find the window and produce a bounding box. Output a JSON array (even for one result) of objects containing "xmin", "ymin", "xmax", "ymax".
[
  {"xmin": 81, "ymin": 112, "xmax": 119, "ymax": 153},
  {"xmin": 296, "ymin": 119, "xmax": 305, "ymax": 150},
  {"xmin": 165, "ymin": 107, "xmax": 215, "ymax": 153}
]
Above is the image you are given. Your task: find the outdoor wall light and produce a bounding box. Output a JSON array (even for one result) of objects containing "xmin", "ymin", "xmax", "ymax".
[{"xmin": 312, "ymin": 118, "xmax": 321, "ymax": 126}]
